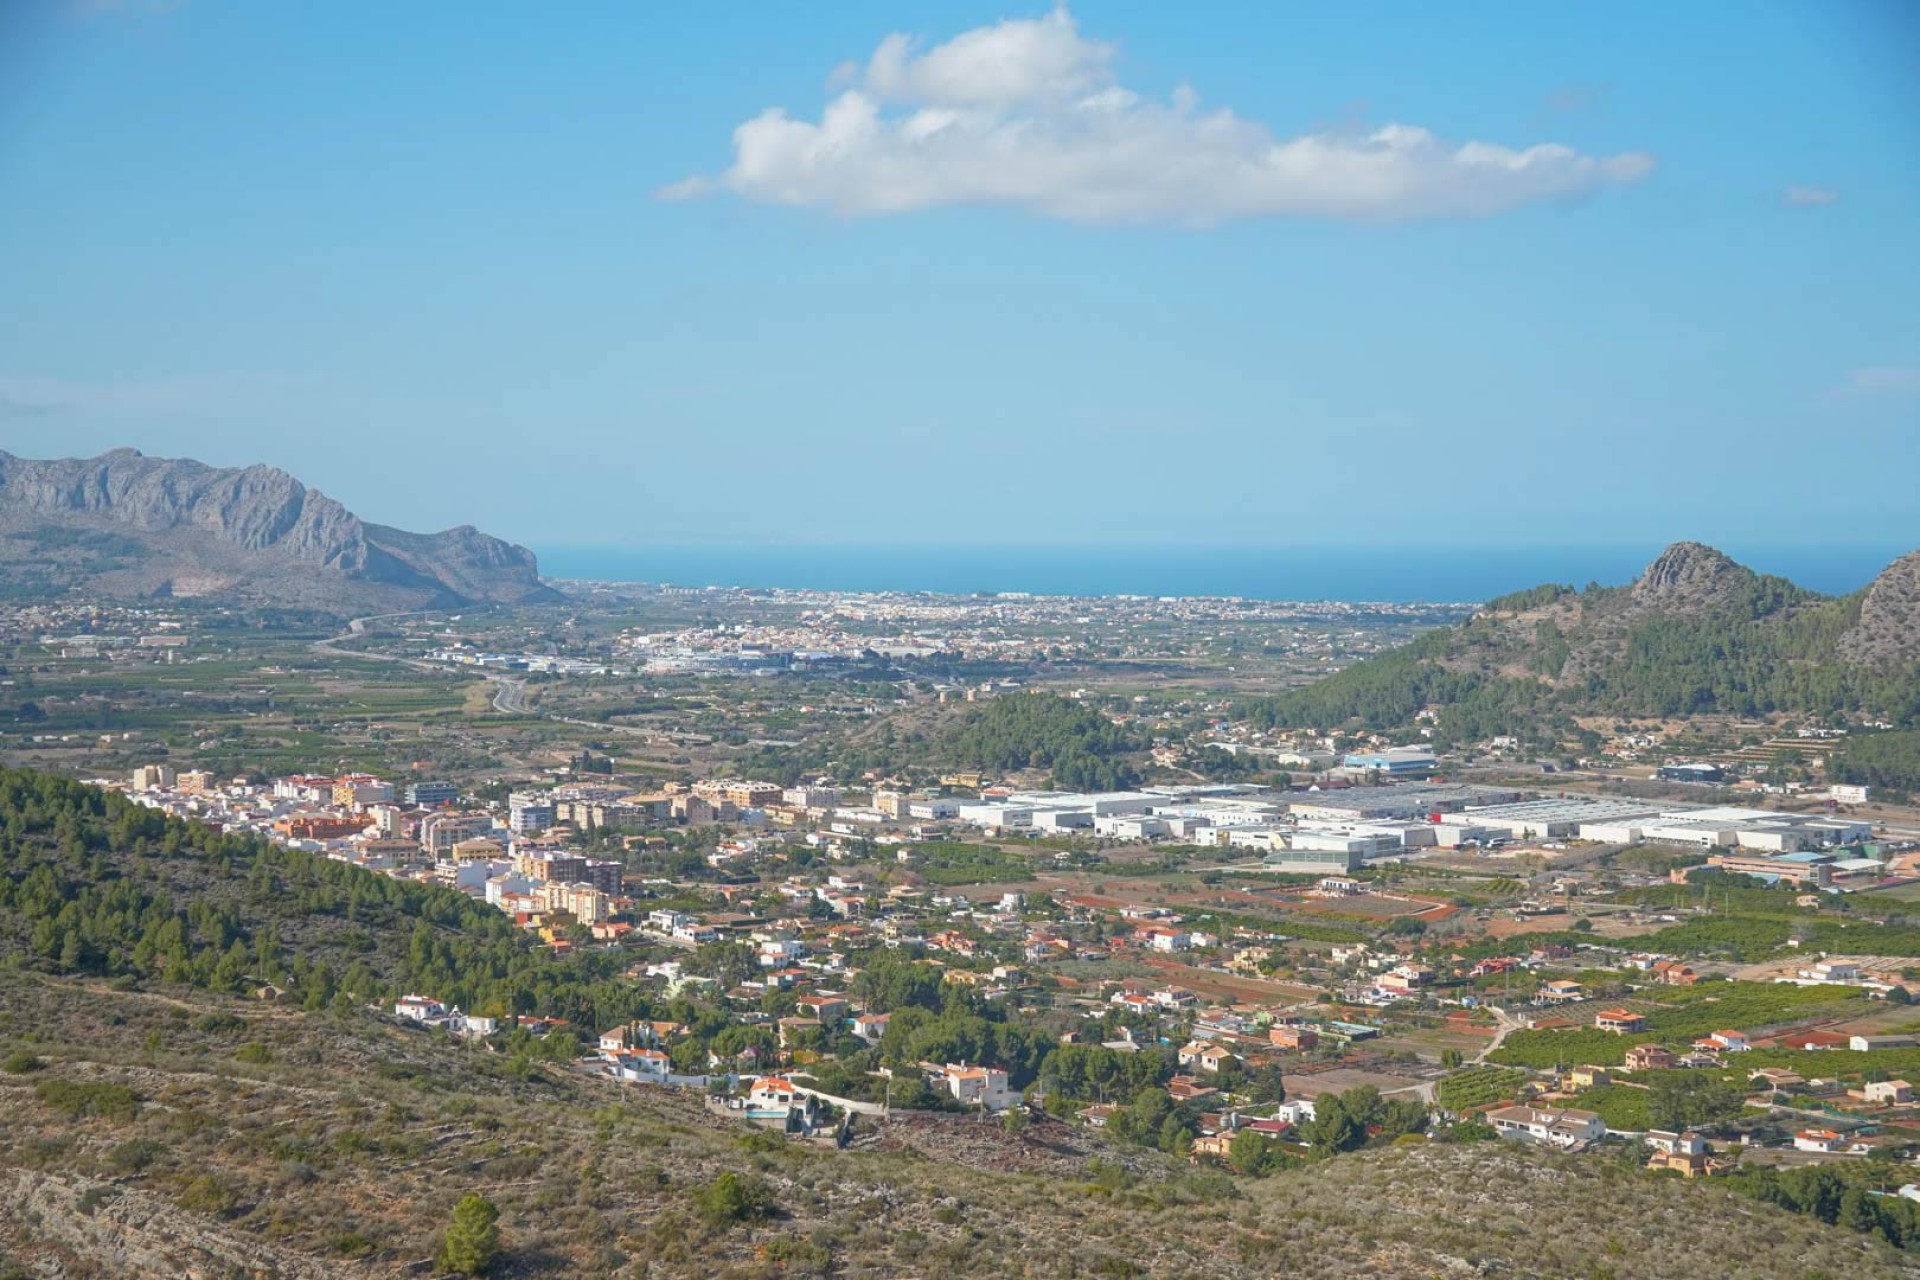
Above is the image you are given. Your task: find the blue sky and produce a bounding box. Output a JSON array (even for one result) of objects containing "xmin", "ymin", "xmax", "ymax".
[{"xmin": 1, "ymin": 1, "xmax": 1916, "ymax": 561}]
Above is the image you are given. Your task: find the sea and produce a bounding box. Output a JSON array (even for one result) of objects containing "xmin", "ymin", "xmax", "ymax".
[{"xmin": 536, "ymin": 543, "xmax": 1910, "ymax": 605}]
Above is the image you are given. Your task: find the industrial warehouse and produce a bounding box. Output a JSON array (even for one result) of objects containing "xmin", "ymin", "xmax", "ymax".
[{"xmin": 942, "ymin": 782, "xmax": 1887, "ymax": 882}]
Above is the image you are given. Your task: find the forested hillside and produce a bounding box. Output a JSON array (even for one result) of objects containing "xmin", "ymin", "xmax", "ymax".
[
  {"xmin": 1243, "ymin": 542, "xmax": 1920, "ymax": 751},
  {"xmin": 1833, "ymin": 731, "xmax": 1920, "ymax": 798},
  {"xmin": 737, "ymin": 692, "xmax": 1148, "ymax": 789},
  {"xmin": 934, "ymin": 694, "xmax": 1145, "ymax": 789},
  {"xmin": 0, "ymin": 769, "xmax": 650, "ymax": 1031}
]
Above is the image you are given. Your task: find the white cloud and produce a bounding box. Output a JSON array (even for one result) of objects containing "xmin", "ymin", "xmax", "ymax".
[
  {"xmin": 862, "ymin": 8, "xmax": 1114, "ymax": 108},
  {"xmin": 1783, "ymin": 184, "xmax": 1838, "ymax": 207},
  {"xmin": 665, "ymin": 7, "xmax": 1656, "ymax": 226}
]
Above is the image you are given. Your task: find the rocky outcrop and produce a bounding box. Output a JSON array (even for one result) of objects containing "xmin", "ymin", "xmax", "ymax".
[
  {"xmin": 0, "ymin": 1169, "xmax": 373, "ymax": 1279},
  {"xmin": 1541, "ymin": 541, "xmax": 1775, "ymax": 683},
  {"xmin": 1628, "ymin": 541, "xmax": 1754, "ymax": 614},
  {"xmin": 1283, "ymin": 538, "xmax": 1920, "ymax": 725},
  {"xmin": 1839, "ymin": 550, "xmax": 1920, "ymax": 669},
  {"xmin": 0, "ymin": 449, "xmax": 557, "ymax": 611}
]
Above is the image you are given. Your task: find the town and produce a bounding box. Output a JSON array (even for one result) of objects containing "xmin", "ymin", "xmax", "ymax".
[{"xmin": 107, "ymin": 746, "xmax": 1920, "ymax": 1191}]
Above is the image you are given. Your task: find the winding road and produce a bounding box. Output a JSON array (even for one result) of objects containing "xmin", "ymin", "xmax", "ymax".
[
  {"xmin": 312, "ymin": 612, "xmax": 439, "ymax": 670},
  {"xmin": 315, "ymin": 612, "xmax": 530, "ymax": 716},
  {"xmin": 492, "ymin": 678, "xmax": 530, "ymax": 714},
  {"xmin": 1387, "ymin": 1004, "xmax": 1527, "ymax": 1107}
]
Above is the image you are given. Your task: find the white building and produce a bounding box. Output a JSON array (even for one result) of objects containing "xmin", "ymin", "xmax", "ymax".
[
  {"xmin": 484, "ymin": 871, "xmax": 537, "ymax": 906},
  {"xmin": 1794, "ymin": 1129, "xmax": 1846, "ymax": 1153},
  {"xmin": 1288, "ymin": 828, "xmax": 1402, "ymax": 858},
  {"xmin": 509, "ymin": 798, "xmax": 556, "ymax": 835},
  {"xmin": 394, "ymin": 995, "xmax": 447, "ymax": 1022},
  {"xmin": 1031, "ymin": 809, "xmax": 1094, "ymax": 831},
  {"xmin": 1432, "ymin": 821, "xmax": 1505, "ymax": 848},
  {"xmin": 941, "ymin": 1064, "xmax": 1013, "ymax": 1111},
  {"xmin": 957, "ymin": 803, "xmax": 1033, "ymax": 830},
  {"xmin": 1637, "ymin": 818, "xmax": 1739, "ymax": 848},
  {"xmin": 1274, "ymin": 1097, "xmax": 1317, "ymax": 1125},
  {"xmin": 609, "ymin": 1049, "xmax": 672, "ymax": 1083},
  {"xmin": 1487, "ymin": 1104, "xmax": 1605, "ymax": 1149},
  {"xmin": 1467, "ymin": 798, "xmax": 1665, "ymax": 840},
  {"xmin": 1096, "ymin": 815, "xmax": 1171, "ymax": 839},
  {"xmin": 1006, "ymin": 791, "xmax": 1156, "ymax": 818},
  {"xmin": 437, "ymin": 858, "xmax": 509, "ymax": 895}
]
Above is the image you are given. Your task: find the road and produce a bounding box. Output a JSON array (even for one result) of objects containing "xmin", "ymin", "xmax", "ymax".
[
  {"xmin": 311, "ymin": 615, "xmax": 755, "ymax": 749},
  {"xmin": 317, "ymin": 612, "xmax": 538, "ymax": 718},
  {"xmin": 492, "ymin": 678, "xmax": 531, "ymax": 714},
  {"xmin": 1471, "ymin": 1005, "xmax": 1525, "ymax": 1065},
  {"xmin": 311, "ymin": 612, "xmax": 441, "ymax": 670},
  {"xmin": 1388, "ymin": 1005, "xmax": 1527, "ymax": 1108}
]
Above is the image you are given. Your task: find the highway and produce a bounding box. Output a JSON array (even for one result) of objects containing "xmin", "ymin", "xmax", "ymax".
[
  {"xmin": 492, "ymin": 678, "xmax": 531, "ymax": 714},
  {"xmin": 315, "ymin": 617, "xmax": 732, "ymax": 750},
  {"xmin": 311, "ymin": 612, "xmax": 440, "ymax": 670},
  {"xmin": 318, "ymin": 612, "xmax": 532, "ymax": 716}
]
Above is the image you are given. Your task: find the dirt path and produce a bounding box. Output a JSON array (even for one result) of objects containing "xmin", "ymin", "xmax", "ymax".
[
  {"xmin": 1470, "ymin": 1007, "xmax": 1525, "ymax": 1066},
  {"xmin": 1135, "ymin": 955, "xmax": 1320, "ymax": 1003}
]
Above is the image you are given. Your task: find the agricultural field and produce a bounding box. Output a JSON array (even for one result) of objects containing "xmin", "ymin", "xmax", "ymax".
[
  {"xmin": 1435, "ymin": 1067, "xmax": 1529, "ymax": 1113},
  {"xmin": 1571, "ymin": 1084, "xmax": 1654, "ymax": 1131},
  {"xmin": 1491, "ymin": 983, "xmax": 1871, "ymax": 1069}
]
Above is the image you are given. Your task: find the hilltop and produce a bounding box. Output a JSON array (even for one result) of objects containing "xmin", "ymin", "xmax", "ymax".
[
  {"xmin": 0, "ymin": 449, "xmax": 557, "ymax": 612},
  {"xmin": 1244, "ymin": 541, "xmax": 1920, "ymax": 745}
]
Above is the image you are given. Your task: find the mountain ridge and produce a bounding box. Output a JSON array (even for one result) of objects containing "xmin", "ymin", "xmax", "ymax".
[
  {"xmin": 0, "ymin": 448, "xmax": 558, "ymax": 612},
  {"xmin": 1244, "ymin": 540, "xmax": 1920, "ymax": 743}
]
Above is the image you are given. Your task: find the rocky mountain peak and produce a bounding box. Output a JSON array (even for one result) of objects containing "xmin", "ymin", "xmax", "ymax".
[
  {"xmin": 1629, "ymin": 541, "xmax": 1751, "ymax": 612},
  {"xmin": 0, "ymin": 449, "xmax": 558, "ymax": 612},
  {"xmin": 1839, "ymin": 550, "xmax": 1920, "ymax": 669}
]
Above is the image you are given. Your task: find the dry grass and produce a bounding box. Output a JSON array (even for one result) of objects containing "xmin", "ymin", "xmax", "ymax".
[{"xmin": 0, "ymin": 974, "xmax": 1910, "ymax": 1280}]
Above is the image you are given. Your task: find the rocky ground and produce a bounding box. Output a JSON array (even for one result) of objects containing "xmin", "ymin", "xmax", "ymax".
[{"xmin": 0, "ymin": 972, "xmax": 1913, "ymax": 1279}]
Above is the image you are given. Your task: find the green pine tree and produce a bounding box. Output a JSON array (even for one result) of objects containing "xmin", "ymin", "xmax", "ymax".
[{"xmin": 437, "ymin": 1194, "xmax": 501, "ymax": 1276}]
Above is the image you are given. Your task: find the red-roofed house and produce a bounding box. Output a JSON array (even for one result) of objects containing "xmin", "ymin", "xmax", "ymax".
[
  {"xmin": 1270, "ymin": 1024, "xmax": 1320, "ymax": 1050},
  {"xmin": 748, "ymin": 1076, "xmax": 800, "ymax": 1110},
  {"xmin": 1794, "ymin": 1128, "xmax": 1846, "ymax": 1153},
  {"xmin": 1168, "ymin": 1075, "xmax": 1219, "ymax": 1102},
  {"xmin": 1595, "ymin": 1009, "xmax": 1647, "ymax": 1034},
  {"xmin": 1625, "ymin": 1044, "xmax": 1677, "ymax": 1071},
  {"xmin": 1781, "ymin": 1030, "xmax": 1851, "ymax": 1051}
]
